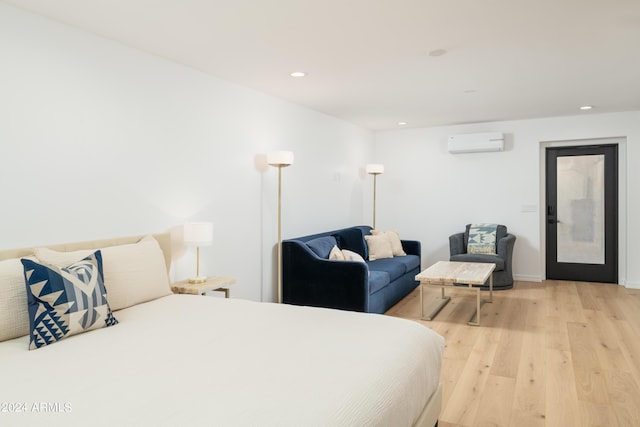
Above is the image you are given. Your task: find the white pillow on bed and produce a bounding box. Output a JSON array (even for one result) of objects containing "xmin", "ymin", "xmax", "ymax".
[
  {"xmin": 0, "ymin": 258, "xmax": 30, "ymax": 342},
  {"xmin": 34, "ymin": 235, "xmax": 171, "ymax": 311}
]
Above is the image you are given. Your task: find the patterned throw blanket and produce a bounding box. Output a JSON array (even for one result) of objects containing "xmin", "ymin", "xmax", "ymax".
[{"xmin": 467, "ymin": 223, "xmax": 498, "ymax": 254}]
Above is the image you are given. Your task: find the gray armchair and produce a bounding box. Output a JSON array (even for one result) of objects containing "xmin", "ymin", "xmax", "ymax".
[{"xmin": 449, "ymin": 224, "xmax": 516, "ymax": 290}]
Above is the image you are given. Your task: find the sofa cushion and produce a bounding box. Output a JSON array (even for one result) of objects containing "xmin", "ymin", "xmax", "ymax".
[
  {"xmin": 390, "ymin": 254, "xmax": 420, "ymax": 272},
  {"xmin": 306, "ymin": 236, "xmax": 337, "ymax": 259},
  {"xmin": 367, "ymin": 258, "xmax": 407, "ymax": 282},
  {"xmin": 450, "ymin": 253, "xmax": 505, "ymax": 271},
  {"xmin": 368, "ymin": 270, "xmax": 391, "ymax": 295},
  {"xmin": 333, "ymin": 228, "xmax": 367, "ymax": 259}
]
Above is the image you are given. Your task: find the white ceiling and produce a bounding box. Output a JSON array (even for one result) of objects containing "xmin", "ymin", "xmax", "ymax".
[{"xmin": 6, "ymin": 0, "xmax": 640, "ymax": 130}]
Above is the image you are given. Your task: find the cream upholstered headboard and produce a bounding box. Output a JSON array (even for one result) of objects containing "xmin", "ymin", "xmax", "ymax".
[{"xmin": 0, "ymin": 233, "xmax": 172, "ymax": 272}]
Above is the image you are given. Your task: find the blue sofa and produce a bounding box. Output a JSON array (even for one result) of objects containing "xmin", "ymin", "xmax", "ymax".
[{"xmin": 282, "ymin": 226, "xmax": 421, "ymax": 314}]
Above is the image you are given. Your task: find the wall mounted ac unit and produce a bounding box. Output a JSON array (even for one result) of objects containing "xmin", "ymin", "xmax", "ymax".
[{"xmin": 447, "ymin": 132, "xmax": 504, "ymax": 154}]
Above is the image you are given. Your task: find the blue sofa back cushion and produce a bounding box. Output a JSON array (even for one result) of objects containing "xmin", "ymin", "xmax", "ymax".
[
  {"xmin": 305, "ymin": 236, "xmax": 337, "ymax": 259},
  {"xmin": 333, "ymin": 228, "xmax": 368, "ymax": 259}
]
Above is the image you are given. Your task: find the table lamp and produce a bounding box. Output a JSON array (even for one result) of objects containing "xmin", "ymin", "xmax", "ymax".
[{"xmin": 184, "ymin": 221, "xmax": 213, "ymax": 284}]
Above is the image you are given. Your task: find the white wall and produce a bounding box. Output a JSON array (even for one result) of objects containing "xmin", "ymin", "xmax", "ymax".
[
  {"xmin": 3, "ymin": 4, "xmax": 637, "ymax": 302},
  {"xmin": 374, "ymin": 111, "xmax": 640, "ymax": 287},
  {"xmin": 0, "ymin": 3, "xmax": 373, "ymax": 302}
]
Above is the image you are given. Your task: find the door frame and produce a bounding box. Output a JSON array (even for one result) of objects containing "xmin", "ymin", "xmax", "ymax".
[{"xmin": 539, "ymin": 137, "xmax": 627, "ymax": 285}]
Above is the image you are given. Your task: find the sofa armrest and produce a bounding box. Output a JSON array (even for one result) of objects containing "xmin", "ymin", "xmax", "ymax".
[
  {"xmin": 282, "ymin": 241, "xmax": 370, "ymax": 312},
  {"xmin": 449, "ymin": 233, "xmax": 465, "ymax": 256},
  {"xmin": 401, "ymin": 239, "xmax": 421, "ymax": 257},
  {"xmin": 497, "ymin": 233, "xmax": 516, "ymax": 272}
]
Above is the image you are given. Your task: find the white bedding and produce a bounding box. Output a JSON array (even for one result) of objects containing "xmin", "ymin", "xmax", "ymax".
[{"xmin": 0, "ymin": 295, "xmax": 443, "ymax": 427}]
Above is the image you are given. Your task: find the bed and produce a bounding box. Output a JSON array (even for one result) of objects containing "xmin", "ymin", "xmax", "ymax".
[{"xmin": 0, "ymin": 233, "xmax": 444, "ymax": 426}]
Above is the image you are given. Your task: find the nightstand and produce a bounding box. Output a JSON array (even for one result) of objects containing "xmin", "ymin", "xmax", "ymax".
[{"xmin": 171, "ymin": 277, "xmax": 236, "ymax": 298}]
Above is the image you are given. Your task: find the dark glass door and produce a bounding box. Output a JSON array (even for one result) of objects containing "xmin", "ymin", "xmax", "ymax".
[{"xmin": 546, "ymin": 145, "xmax": 618, "ymax": 283}]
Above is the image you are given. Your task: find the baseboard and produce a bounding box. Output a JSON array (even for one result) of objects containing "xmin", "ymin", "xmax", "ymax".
[
  {"xmin": 625, "ymin": 281, "xmax": 640, "ymax": 289},
  {"xmin": 514, "ymin": 274, "xmax": 542, "ymax": 283},
  {"xmin": 519, "ymin": 277, "xmax": 639, "ymax": 288}
]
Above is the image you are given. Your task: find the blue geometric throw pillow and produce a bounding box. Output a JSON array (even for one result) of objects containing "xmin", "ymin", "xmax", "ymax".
[
  {"xmin": 467, "ymin": 223, "xmax": 498, "ymax": 255},
  {"xmin": 21, "ymin": 251, "xmax": 118, "ymax": 350}
]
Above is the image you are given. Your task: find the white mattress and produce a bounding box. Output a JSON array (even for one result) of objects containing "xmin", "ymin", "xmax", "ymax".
[{"xmin": 0, "ymin": 295, "xmax": 444, "ymax": 426}]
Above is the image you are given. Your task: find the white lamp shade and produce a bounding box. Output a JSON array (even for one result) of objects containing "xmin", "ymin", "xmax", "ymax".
[
  {"xmin": 183, "ymin": 222, "xmax": 213, "ymax": 246},
  {"xmin": 267, "ymin": 150, "xmax": 294, "ymax": 166},
  {"xmin": 366, "ymin": 163, "xmax": 384, "ymax": 174}
]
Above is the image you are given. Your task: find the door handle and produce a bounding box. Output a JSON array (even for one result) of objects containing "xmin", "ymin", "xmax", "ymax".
[{"xmin": 547, "ymin": 206, "xmax": 559, "ymax": 224}]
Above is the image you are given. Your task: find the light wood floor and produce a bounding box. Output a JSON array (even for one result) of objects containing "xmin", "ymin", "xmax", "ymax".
[{"xmin": 386, "ymin": 280, "xmax": 640, "ymax": 427}]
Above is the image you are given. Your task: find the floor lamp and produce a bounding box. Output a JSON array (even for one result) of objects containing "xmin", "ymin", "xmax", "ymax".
[
  {"xmin": 366, "ymin": 164, "xmax": 384, "ymax": 229},
  {"xmin": 267, "ymin": 150, "xmax": 294, "ymax": 303}
]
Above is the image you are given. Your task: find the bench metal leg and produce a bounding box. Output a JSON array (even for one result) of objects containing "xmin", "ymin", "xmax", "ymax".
[
  {"xmin": 468, "ymin": 287, "xmax": 482, "ymax": 326},
  {"xmin": 421, "ymin": 284, "xmax": 451, "ymax": 321},
  {"xmin": 467, "ymin": 275, "xmax": 493, "ymax": 326}
]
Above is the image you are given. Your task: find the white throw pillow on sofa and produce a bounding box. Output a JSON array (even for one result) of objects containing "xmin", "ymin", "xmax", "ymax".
[
  {"xmin": 342, "ymin": 249, "xmax": 366, "ymax": 263},
  {"xmin": 364, "ymin": 234, "xmax": 394, "ymax": 260},
  {"xmin": 329, "ymin": 245, "xmax": 346, "ymax": 261},
  {"xmin": 329, "ymin": 246, "xmax": 366, "ymax": 263},
  {"xmin": 371, "ymin": 230, "xmax": 406, "ymax": 256}
]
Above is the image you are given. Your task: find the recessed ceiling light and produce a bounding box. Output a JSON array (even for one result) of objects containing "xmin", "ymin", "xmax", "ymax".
[
  {"xmin": 428, "ymin": 49, "xmax": 447, "ymax": 57},
  {"xmin": 579, "ymin": 105, "xmax": 593, "ymax": 110},
  {"xmin": 398, "ymin": 121, "xmax": 408, "ymax": 126},
  {"xmin": 290, "ymin": 72, "xmax": 306, "ymax": 77}
]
